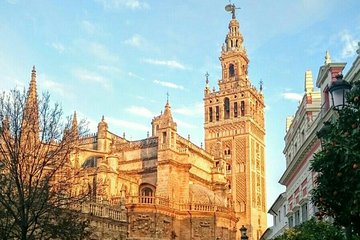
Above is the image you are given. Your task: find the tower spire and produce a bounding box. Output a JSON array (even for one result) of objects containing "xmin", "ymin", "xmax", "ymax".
[
  {"xmin": 23, "ymin": 65, "xmax": 40, "ymax": 141},
  {"xmin": 72, "ymin": 111, "xmax": 78, "ymax": 136}
]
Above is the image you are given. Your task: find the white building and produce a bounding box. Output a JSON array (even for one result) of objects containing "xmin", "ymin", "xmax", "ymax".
[
  {"xmin": 260, "ymin": 193, "xmax": 287, "ymax": 239},
  {"xmin": 279, "ymin": 69, "xmax": 322, "ymax": 228},
  {"xmin": 262, "ymin": 45, "xmax": 360, "ymax": 239}
]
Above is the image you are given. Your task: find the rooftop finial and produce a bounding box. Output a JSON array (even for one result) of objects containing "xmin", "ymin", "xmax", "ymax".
[
  {"xmin": 205, "ymin": 72, "xmax": 209, "ymax": 84},
  {"xmin": 325, "ymin": 50, "xmax": 331, "ymax": 65},
  {"xmin": 166, "ymin": 92, "xmax": 169, "ymax": 104},
  {"xmin": 225, "ymin": 2, "xmax": 240, "ymax": 19},
  {"xmin": 259, "ymin": 79, "xmax": 263, "ymax": 92}
]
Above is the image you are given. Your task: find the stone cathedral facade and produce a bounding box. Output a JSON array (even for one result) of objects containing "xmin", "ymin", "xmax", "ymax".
[
  {"xmin": 12, "ymin": 7, "xmax": 266, "ymax": 240},
  {"xmin": 204, "ymin": 11, "xmax": 266, "ymax": 240}
]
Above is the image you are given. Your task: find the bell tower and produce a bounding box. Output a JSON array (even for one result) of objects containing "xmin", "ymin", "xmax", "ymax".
[{"xmin": 204, "ymin": 4, "xmax": 266, "ymax": 239}]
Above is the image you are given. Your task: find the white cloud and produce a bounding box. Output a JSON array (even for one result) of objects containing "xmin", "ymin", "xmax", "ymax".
[
  {"xmin": 81, "ymin": 20, "xmax": 96, "ymax": 34},
  {"xmin": 97, "ymin": 65, "xmax": 122, "ymax": 74},
  {"xmin": 135, "ymin": 95, "xmax": 145, "ymax": 100},
  {"xmin": 126, "ymin": 106, "xmax": 154, "ymax": 118},
  {"xmin": 51, "ymin": 42, "xmax": 65, "ymax": 53},
  {"xmin": 143, "ymin": 58, "xmax": 186, "ymax": 70},
  {"xmin": 73, "ymin": 69, "xmax": 111, "ymax": 90},
  {"xmin": 340, "ymin": 31, "xmax": 358, "ymax": 59},
  {"xmin": 43, "ymin": 79, "xmax": 66, "ymax": 96},
  {"xmin": 124, "ymin": 34, "xmax": 146, "ymax": 48},
  {"xmin": 174, "ymin": 119, "xmax": 197, "ymax": 129},
  {"xmin": 88, "ymin": 42, "xmax": 118, "ymax": 62},
  {"xmin": 153, "ymin": 80, "xmax": 184, "ymax": 90},
  {"xmin": 95, "ymin": 0, "xmax": 149, "ymax": 10},
  {"xmin": 282, "ymin": 92, "xmax": 303, "ymax": 101},
  {"xmin": 75, "ymin": 40, "xmax": 118, "ymax": 62},
  {"xmin": 128, "ymin": 72, "xmax": 144, "ymax": 81},
  {"xmin": 173, "ymin": 103, "xmax": 203, "ymax": 116},
  {"xmin": 107, "ymin": 117, "xmax": 149, "ymax": 132}
]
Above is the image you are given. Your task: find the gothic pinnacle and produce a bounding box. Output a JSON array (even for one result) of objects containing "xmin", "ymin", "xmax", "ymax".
[{"xmin": 324, "ymin": 50, "xmax": 331, "ymax": 65}]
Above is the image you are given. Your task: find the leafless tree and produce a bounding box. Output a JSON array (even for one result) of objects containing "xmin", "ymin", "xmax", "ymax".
[{"xmin": 0, "ymin": 78, "xmax": 89, "ymax": 240}]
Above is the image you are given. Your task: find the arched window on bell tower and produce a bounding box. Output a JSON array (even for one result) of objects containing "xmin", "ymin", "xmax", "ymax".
[
  {"xmin": 209, "ymin": 107, "xmax": 213, "ymax": 122},
  {"xmin": 229, "ymin": 64, "xmax": 235, "ymax": 77},
  {"xmin": 240, "ymin": 101, "xmax": 245, "ymax": 116},
  {"xmin": 224, "ymin": 97, "xmax": 230, "ymax": 119}
]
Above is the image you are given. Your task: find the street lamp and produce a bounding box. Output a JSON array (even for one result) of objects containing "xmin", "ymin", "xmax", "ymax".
[
  {"xmin": 316, "ymin": 121, "xmax": 331, "ymax": 148},
  {"xmin": 240, "ymin": 225, "xmax": 248, "ymax": 240},
  {"xmin": 328, "ymin": 74, "xmax": 351, "ymax": 111}
]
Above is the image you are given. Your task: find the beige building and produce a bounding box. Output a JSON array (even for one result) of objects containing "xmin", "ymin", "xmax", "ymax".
[
  {"xmin": 13, "ymin": 7, "xmax": 267, "ymax": 240},
  {"xmin": 204, "ymin": 10, "xmax": 266, "ymax": 240}
]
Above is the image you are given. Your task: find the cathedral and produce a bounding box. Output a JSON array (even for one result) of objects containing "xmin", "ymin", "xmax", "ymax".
[{"xmin": 17, "ymin": 5, "xmax": 266, "ymax": 240}]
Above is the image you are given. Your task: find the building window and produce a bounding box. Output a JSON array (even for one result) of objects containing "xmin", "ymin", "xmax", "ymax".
[
  {"xmin": 224, "ymin": 147, "xmax": 231, "ymax": 156},
  {"xmin": 301, "ymin": 203, "xmax": 308, "ymax": 222},
  {"xmin": 234, "ymin": 102, "xmax": 238, "ymax": 117},
  {"xmin": 209, "ymin": 107, "xmax": 213, "ymax": 122},
  {"xmin": 162, "ymin": 131, "xmax": 167, "ymax": 143},
  {"xmin": 278, "ymin": 210, "xmax": 281, "ymax": 222},
  {"xmin": 216, "ymin": 106, "xmax": 220, "ymax": 121},
  {"xmin": 224, "ymin": 97, "xmax": 230, "ymax": 119},
  {"xmin": 295, "ymin": 210, "xmax": 300, "ymax": 226},
  {"xmin": 140, "ymin": 184, "xmax": 155, "ymax": 204},
  {"xmin": 240, "ymin": 101, "xmax": 245, "ymax": 116},
  {"xmin": 229, "ymin": 64, "xmax": 235, "ymax": 77},
  {"xmin": 288, "ymin": 216, "xmax": 294, "ymax": 228}
]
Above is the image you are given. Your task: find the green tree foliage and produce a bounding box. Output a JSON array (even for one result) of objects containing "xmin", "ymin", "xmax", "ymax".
[
  {"xmin": 311, "ymin": 80, "xmax": 360, "ymax": 239},
  {"xmin": 273, "ymin": 218, "xmax": 346, "ymax": 240},
  {"xmin": 0, "ymin": 88, "xmax": 89, "ymax": 240}
]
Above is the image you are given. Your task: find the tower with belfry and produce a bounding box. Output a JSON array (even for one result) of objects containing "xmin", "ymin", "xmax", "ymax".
[{"xmin": 204, "ymin": 5, "xmax": 267, "ymax": 239}]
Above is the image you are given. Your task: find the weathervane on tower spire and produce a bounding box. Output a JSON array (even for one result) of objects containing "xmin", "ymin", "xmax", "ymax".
[{"xmin": 225, "ymin": 1, "xmax": 240, "ymax": 19}]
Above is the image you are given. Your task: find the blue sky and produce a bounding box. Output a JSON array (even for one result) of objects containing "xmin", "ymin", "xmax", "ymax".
[{"xmin": 1, "ymin": 0, "xmax": 360, "ymax": 224}]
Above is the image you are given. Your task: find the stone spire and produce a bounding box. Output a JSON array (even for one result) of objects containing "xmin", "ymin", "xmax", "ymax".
[
  {"xmin": 23, "ymin": 66, "xmax": 40, "ymax": 140},
  {"xmin": 304, "ymin": 70, "xmax": 314, "ymax": 94},
  {"xmin": 163, "ymin": 98, "xmax": 173, "ymax": 122},
  {"xmin": 25, "ymin": 66, "xmax": 39, "ymax": 112},
  {"xmin": 204, "ymin": 72, "xmax": 210, "ymax": 95},
  {"xmin": 324, "ymin": 50, "xmax": 331, "ymax": 65},
  {"xmin": 71, "ymin": 111, "xmax": 79, "ymax": 143}
]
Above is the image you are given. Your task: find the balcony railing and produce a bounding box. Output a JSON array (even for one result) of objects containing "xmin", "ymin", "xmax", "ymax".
[{"xmin": 123, "ymin": 196, "xmax": 232, "ymax": 213}]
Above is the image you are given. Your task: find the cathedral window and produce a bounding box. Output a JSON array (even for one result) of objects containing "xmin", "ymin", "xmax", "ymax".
[
  {"xmin": 162, "ymin": 131, "xmax": 167, "ymax": 144},
  {"xmin": 224, "ymin": 146, "xmax": 231, "ymax": 156},
  {"xmin": 240, "ymin": 101, "xmax": 245, "ymax": 116},
  {"xmin": 226, "ymin": 164, "xmax": 231, "ymax": 172},
  {"xmin": 140, "ymin": 184, "xmax": 155, "ymax": 204},
  {"xmin": 216, "ymin": 106, "xmax": 220, "ymax": 121},
  {"xmin": 234, "ymin": 102, "xmax": 238, "ymax": 117},
  {"xmin": 209, "ymin": 107, "xmax": 213, "ymax": 122},
  {"xmin": 229, "ymin": 64, "xmax": 235, "ymax": 77},
  {"xmin": 224, "ymin": 97, "xmax": 230, "ymax": 119}
]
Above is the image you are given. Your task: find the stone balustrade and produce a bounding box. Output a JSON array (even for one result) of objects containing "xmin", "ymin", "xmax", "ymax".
[
  {"xmin": 80, "ymin": 201, "xmax": 127, "ymax": 222},
  {"xmin": 123, "ymin": 196, "xmax": 232, "ymax": 213}
]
